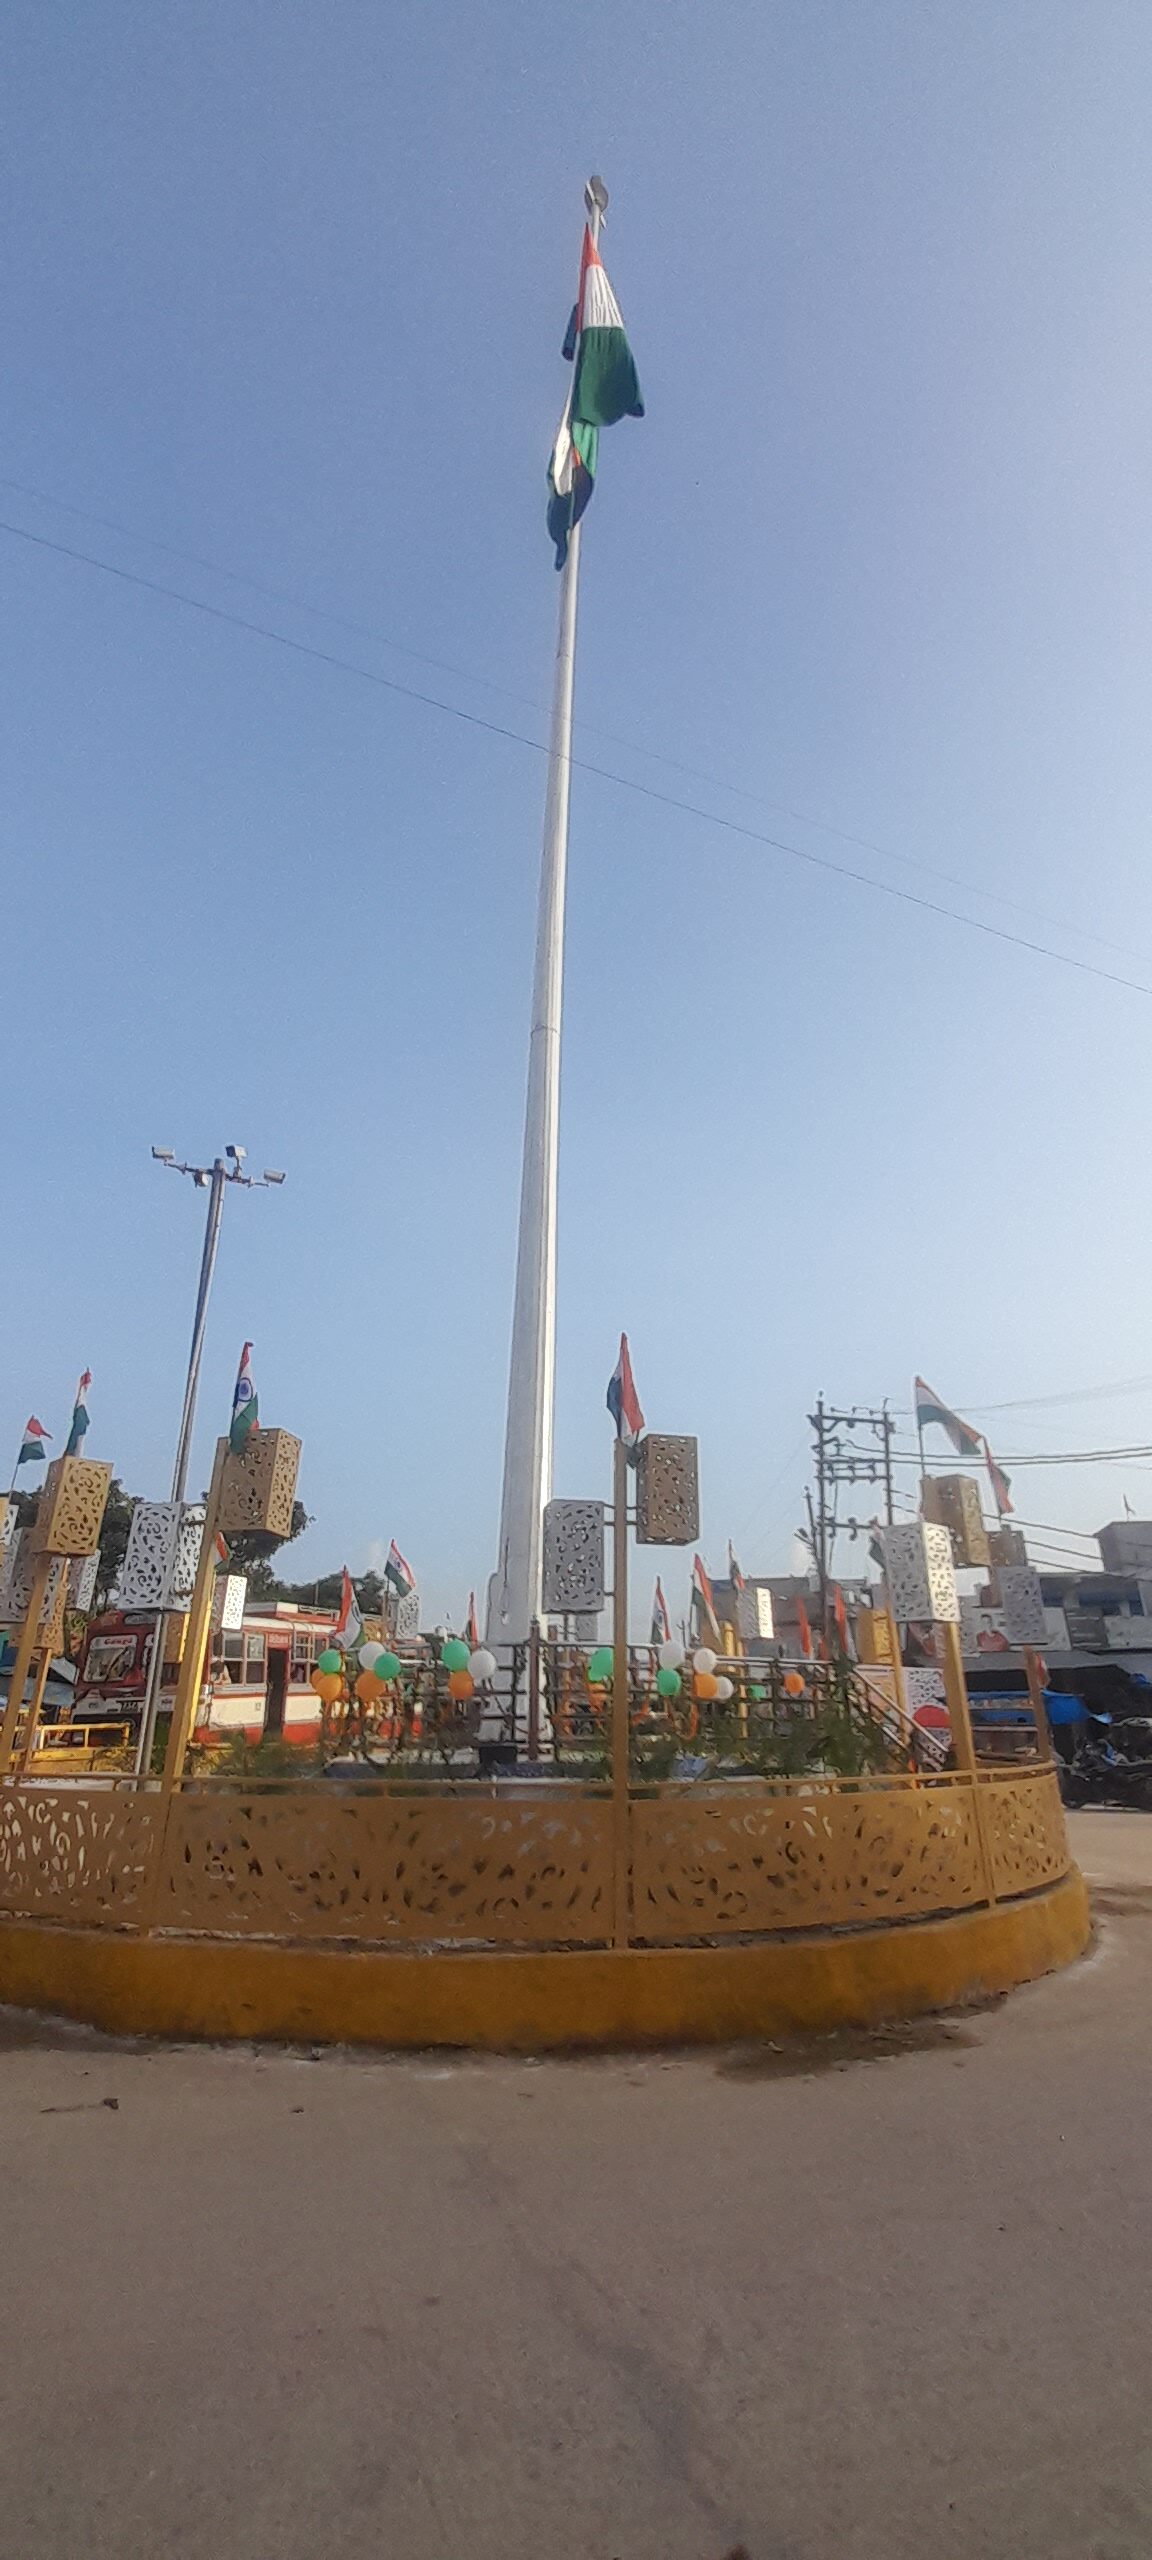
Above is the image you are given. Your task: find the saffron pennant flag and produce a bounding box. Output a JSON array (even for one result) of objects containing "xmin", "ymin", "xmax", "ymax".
[
  {"xmin": 691, "ymin": 1553, "xmax": 720, "ymax": 1641},
  {"xmin": 229, "ymin": 1343, "xmax": 258, "ymax": 1456},
  {"xmin": 547, "ymin": 225, "xmax": 643, "ymax": 569},
  {"xmin": 607, "ymin": 1333, "xmax": 645, "ymax": 1449},
  {"xmin": 794, "ymin": 1594, "xmax": 814, "ymax": 1660},
  {"xmin": 334, "ymin": 1568, "xmax": 362, "ymax": 1654},
  {"xmin": 65, "ymin": 1371, "xmax": 92, "ymax": 1458},
  {"xmin": 385, "ymin": 1540, "xmax": 415, "ymax": 1597},
  {"xmin": 984, "ymin": 1440, "xmax": 1013, "ymax": 1518},
  {"xmin": 913, "ymin": 1376, "xmax": 983, "ymax": 1462},
  {"xmin": 17, "ymin": 1416, "xmax": 51, "ymax": 1467},
  {"xmin": 650, "ymin": 1576, "xmax": 671, "ymax": 1647}
]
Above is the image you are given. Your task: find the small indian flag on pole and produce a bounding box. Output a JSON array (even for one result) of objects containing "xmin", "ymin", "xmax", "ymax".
[
  {"xmin": 384, "ymin": 1540, "xmax": 415, "ymax": 1598},
  {"xmin": 984, "ymin": 1440, "xmax": 1014, "ymax": 1518},
  {"xmin": 65, "ymin": 1371, "xmax": 92, "ymax": 1458},
  {"xmin": 691, "ymin": 1554, "xmax": 720, "ymax": 1642},
  {"xmin": 229, "ymin": 1343, "xmax": 258, "ymax": 1456},
  {"xmin": 606, "ymin": 1333, "xmax": 645, "ymax": 1450},
  {"xmin": 913, "ymin": 1376, "xmax": 983, "ymax": 1461},
  {"xmin": 17, "ymin": 1416, "xmax": 51, "ymax": 1469},
  {"xmin": 650, "ymin": 1577, "xmax": 671, "ymax": 1647},
  {"xmin": 334, "ymin": 1567, "xmax": 363, "ymax": 1654}
]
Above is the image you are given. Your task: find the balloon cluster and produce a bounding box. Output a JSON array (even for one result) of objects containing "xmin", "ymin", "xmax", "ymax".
[
  {"xmin": 650, "ymin": 1640, "xmax": 735, "ymax": 1706},
  {"xmin": 439, "ymin": 1637, "xmax": 497, "ymax": 1703},
  {"xmin": 353, "ymin": 1639, "xmax": 403, "ymax": 1703}
]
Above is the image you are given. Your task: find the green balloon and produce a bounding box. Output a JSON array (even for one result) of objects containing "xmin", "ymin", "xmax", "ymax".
[
  {"xmin": 441, "ymin": 1638, "xmax": 470, "ymax": 1673},
  {"xmin": 378, "ymin": 1651, "xmax": 401, "ymax": 1682},
  {"xmin": 316, "ymin": 1648, "xmax": 343, "ymax": 1675},
  {"xmin": 655, "ymin": 1666, "xmax": 681, "ymax": 1698},
  {"xmin": 588, "ymin": 1646, "xmax": 614, "ymax": 1685}
]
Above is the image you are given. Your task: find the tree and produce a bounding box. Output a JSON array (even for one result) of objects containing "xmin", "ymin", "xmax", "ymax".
[
  {"xmin": 227, "ymin": 1501, "xmax": 310, "ymax": 1600},
  {"xmin": 270, "ymin": 1567, "xmax": 385, "ymax": 1614},
  {"xmin": 11, "ymin": 1478, "xmax": 132, "ymax": 1612},
  {"xmin": 95, "ymin": 1478, "xmax": 135, "ymax": 1610}
]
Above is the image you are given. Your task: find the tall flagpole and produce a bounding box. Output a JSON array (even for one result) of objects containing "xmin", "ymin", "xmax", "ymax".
[{"xmin": 487, "ymin": 177, "xmax": 606, "ymax": 1649}]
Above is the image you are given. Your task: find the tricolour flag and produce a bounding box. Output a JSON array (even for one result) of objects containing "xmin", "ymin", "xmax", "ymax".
[
  {"xmin": 65, "ymin": 1371, "xmax": 92, "ymax": 1458},
  {"xmin": 466, "ymin": 1591, "xmax": 480, "ymax": 1650},
  {"xmin": 17, "ymin": 1416, "xmax": 51, "ymax": 1467},
  {"xmin": 334, "ymin": 1567, "xmax": 363, "ymax": 1654},
  {"xmin": 984, "ymin": 1440, "xmax": 1014, "ymax": 1518},
  {"xmin": 913, "ymin": 1376, "xmax": 983, "ymax": 1462},
  {"xmin": 547, "ymin": 225, "xmax": 644, "ymax": 569},
  {"xmin": 607, "ymin": 1333, "xmax": 645, "ymax": 1449},
  {"xmin": 385, "ymin": 1540, "xmax": 415, "ymax": 1597},
  {"xmin": 727, "ymin": 1543, "xmax": 745, "ymax": 1595},
  {"xmin": 650, "ymin": 1577, "xmax": 671, "ymax": 1647},
  {"xmin": 229, "ymin": 1343, "xmax": 259, "ymax": 1456},
  {"xmin": 691, "ymin": 1554, "xmax": 720, "ymax": 1641}
]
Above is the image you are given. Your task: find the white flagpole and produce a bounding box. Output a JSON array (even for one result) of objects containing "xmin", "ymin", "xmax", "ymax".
[{"xmin": 487, "ymin": 178, "xmax": 606, "ymax": 1650}]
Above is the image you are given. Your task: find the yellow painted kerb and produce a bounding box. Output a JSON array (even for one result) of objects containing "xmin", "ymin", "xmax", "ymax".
[{"xmin": 0, "ymin": 1868, "xmax": 1089, "ymax": 2051}]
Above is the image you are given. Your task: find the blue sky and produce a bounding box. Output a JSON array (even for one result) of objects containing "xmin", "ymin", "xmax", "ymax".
[{"xmin": 5, "ymin": 1, "xmax": 1152, "ymax": 1621}]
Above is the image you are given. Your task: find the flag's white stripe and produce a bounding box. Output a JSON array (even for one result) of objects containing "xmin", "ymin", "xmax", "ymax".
[
  {"xmin": 549, "ymin": 392, "xmax": 574, "ymax": 494},
  {"xmin": 581, "ymin": 262, "xmax": 624, "ymax": 332}
]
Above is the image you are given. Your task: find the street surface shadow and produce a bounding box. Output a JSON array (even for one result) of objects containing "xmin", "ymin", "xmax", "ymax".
[
  {"xmin": 1089, "ymin": 1887, "xmax": 1152, "ymax": 1920},
  {"xmin": 714, "ymin": 2013, "xmax": 983, "ymax": 2079}
]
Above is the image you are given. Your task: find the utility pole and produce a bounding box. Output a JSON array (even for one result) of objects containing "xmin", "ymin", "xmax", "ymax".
[
  {"xmin": 806, "ymin": 1397, "xmax": 899, "ymax": 1630},
  {"xmin": 133, "ymin": 1144, "xmax": 285, "ymax": 1779}
]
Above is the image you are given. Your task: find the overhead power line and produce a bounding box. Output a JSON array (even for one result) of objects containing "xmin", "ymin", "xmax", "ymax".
[
  {"xmin": 894, "ymin": 1443, "xmax": 1152, "ymax": 1468},
  {"xmin": 5, "ymin": 472, "xmax": 1148, "ymax": 977},
  {"xmin": 894, "ymin": 1374, "xmax": 1152, "ymax": 1418},
  {"xmin": 4, "ymin": 514, "xmax": 1152, "ymax": 1004}
]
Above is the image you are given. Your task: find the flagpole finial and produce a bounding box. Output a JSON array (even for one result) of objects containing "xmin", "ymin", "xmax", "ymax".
[{"xmin": 585, "ymin": 175, "xmax": 608, "ymax": 222}]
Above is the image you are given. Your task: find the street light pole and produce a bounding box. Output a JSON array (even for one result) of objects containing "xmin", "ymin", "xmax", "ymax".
[{"xmin": 133, "ymin": 1143, "xmax": 286, "ymax": 1779}]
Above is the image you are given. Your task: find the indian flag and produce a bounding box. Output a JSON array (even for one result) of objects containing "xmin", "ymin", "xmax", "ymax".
[
  {"xmin": 547, "ymin": 226, "xmax": 643, "ymax": 568},
  {"xmin": 229, "ymin": 1343, "xmax": 258, "ymax": 1456},
  {"xmin": 334, "ymin": 1567, "xmax": 363, "ymax": 1654},
  {"xmin": 65, "ymin": 1371, "xmax": 92, "ymax": 1458},
  {"xmin": 913, "ymin": 1376, "xmax": 983, "ymax": 1461},
  {"xmin": 385, "ymin": 1539, "xmax": 415, "ymax": 1598},
  {"xmin": 17, "ymin": 1416, "xmax": 51, "ymax": 1468},
  {"xmin": 691, "ymin": 1554, "xmax": 720, "ymax": 1642}
]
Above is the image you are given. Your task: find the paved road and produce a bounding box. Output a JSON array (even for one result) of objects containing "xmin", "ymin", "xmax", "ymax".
[{"xmin": 0, "ymin": 1811, "xmax": 1148, "ymax": 2560}]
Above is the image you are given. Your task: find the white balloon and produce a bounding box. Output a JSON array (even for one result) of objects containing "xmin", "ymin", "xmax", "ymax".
[
  {"xmin": 358, "ymin": 1641, "xmax": 385, "ymax": 1671},
  {"xmin": 714, "ymin": 1675, "xmax": 734, "ymax": 1703},
  {"xmin": 657, "ymin": 1640, "xmax": 684, "ymax": 1673},
  {"xmin": 692, "ymin": 1647, "xmax": 717, "ymax": 1677},
  {"xmin": 469, "ymin": 1648, "xmax": 497, "ymax": 1686}
]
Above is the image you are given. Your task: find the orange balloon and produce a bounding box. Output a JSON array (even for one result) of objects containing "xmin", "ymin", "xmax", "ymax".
[
  {"xmin": 447, "ymin": 1668, "xmax": 474, "ymax": 1701},
  {"xmin": 783, "ymin": 1670, "xmax": 806, "ymax": 1698},
  {"xmin": 355, "ymin": 1668, "xmax": 384, "ymax": 1704},
  {"xmin": 694, "ymin": 1671, "xmax": 718, "ymax": 1703},
  {"xmin": 311, "ymin": 1668, "xmax": 343, "ymax": 1705}
]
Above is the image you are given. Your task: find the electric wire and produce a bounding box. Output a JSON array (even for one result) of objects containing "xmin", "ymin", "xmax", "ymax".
[
  {"xmin": 5, "ymin": 472, "xmax": 1147, "ymax": 975},
  {"xmin": 4, "ymin": 514, "xmax": 1152, "ymax": 1003}
]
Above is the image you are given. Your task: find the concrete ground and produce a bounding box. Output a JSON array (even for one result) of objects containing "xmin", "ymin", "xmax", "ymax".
[{"xmin": 0, "ymin": 1811, "xmax": 1148, "ymax": 2560}]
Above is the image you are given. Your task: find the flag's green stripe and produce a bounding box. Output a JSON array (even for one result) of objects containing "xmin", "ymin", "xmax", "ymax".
[{"xmin": 572, "ymin": 325, "xmax": 644, "ymax": 429}]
